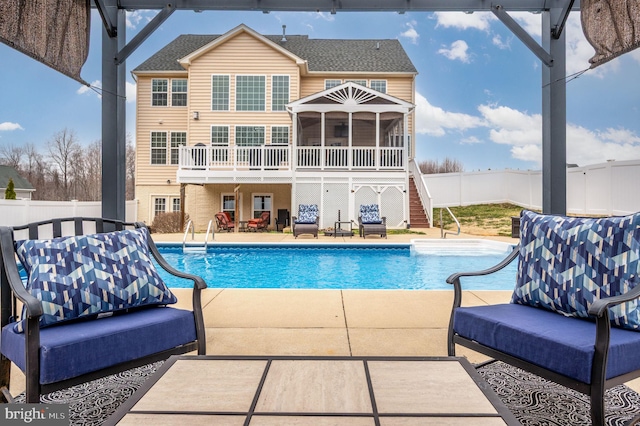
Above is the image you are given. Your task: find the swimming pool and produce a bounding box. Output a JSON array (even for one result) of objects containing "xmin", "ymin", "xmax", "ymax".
[{"xmin": 156, "ymin": 241, "xmax": 518, "ymax": 290}]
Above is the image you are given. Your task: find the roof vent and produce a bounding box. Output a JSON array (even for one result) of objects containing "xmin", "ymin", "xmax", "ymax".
[
  {"xmin": 281, "ymin": 25, "xmax": 287, "ymax": 42},
  {"xmin": 376, "ymin": 42, "xmax": 380, "ymax": 50}
]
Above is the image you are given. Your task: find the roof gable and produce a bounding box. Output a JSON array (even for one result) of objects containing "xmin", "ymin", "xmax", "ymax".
[
  {"xmin": 133, "ymin": 24, "xmax": 417, "ymax": 75},
  {"xmin": 288, "ymin": 82, "xmax": 414, "ymax": 111},
  {"xmin": 0, "ymin": 165, "xmax": 34, "ymax": 190}
]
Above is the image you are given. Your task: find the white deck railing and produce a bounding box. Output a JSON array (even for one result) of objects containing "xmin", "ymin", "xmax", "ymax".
[{"xmin": 181, "ymin": 146, "xmax": 406, "ymax": 171}]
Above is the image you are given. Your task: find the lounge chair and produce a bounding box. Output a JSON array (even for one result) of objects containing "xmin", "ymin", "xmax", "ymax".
[
  {"xmin": 215, "ymin": 212, "xmax": 235, "ymax": 232},
  {"xmin": 247, "ymin": 211, "xmax": 270, "ymax": 232},
  {"xmin": 358, "ymin": 204, "xmax": 387, "ymax": 238},
  {"xmin": 0, "ymin": 217, "xmax": 206, "ymax": 403},
  {"xmin": 292, "ymin": 204, "xmax": 319, "ymax": 238}
]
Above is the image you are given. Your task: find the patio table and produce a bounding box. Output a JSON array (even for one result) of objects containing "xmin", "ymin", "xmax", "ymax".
[{"xmin": 105, "ymin": 355, "xmax": 520, "ymax": 425}]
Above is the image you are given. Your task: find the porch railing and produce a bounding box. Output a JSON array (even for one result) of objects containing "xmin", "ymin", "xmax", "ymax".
[{"xmin": 180, "ymin": 145, "xmax": 405, "ymax": 171}]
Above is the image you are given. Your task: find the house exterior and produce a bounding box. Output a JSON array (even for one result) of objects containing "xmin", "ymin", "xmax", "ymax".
[
  {"xmin": 0, "ymin": 165, "xmax": 35, "ymax": 200},
  {"xmin": 132, "ymin": 24, "xmax": 420, "ymax": 231}
]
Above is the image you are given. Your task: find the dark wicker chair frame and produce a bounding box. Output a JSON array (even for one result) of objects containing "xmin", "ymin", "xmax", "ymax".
[
  {"xmin": 447, "ymin": 245, "xmax": 640, "ymax": 426},
  {"xmin": 0, "ymin": 217, "xmax": 207, "ymax": 403}
]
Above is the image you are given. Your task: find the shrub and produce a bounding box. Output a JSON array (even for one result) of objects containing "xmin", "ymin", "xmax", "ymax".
[
  {"xmin": 4, "ymin": 178, "xmax": 16, "ymax": 200},
  {"xmin": 151, "ymin": 212, "xmax": 189, "ymax": 233}
]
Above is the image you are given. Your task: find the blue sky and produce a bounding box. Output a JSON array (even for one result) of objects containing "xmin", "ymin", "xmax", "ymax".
[{"xmin": 1, "ymin": 9, "xmax": 639, "ymax": 171}]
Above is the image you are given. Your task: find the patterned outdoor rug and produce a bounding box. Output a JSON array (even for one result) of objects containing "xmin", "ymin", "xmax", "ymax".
[
  {"xmin": 13, "ymin": 360, "xmax": 640, "ymax": 425},
  {"xmin": 477, "ymin": 361, "xmax": 640, "ymax": 426}
]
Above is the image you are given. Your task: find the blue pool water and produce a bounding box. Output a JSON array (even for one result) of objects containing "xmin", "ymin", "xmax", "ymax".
[{"xmin": 156, "ymin": 244, "xmax": 518, "ymax": 290}]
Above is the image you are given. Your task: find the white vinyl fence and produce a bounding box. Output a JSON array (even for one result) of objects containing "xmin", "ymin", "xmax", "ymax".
[
  {"xmin": 0, "ymin": 200, "xmax": 138, "ymax": 227},
  {"xmin": 423, "ymin": 159, "xmax": 640, "ymax": 216}
]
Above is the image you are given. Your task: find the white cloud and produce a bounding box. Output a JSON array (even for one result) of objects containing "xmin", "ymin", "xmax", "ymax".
[
  {"xmin": 126, "ymin": 81, "xmax": 137, "ymax": 103},
  {"xmin": 0, "ymin": 122, "xmax": 23, "ymax": 131},
  {"xmin": 414, "ymin": 92, "xmax": 485, "ymax": 136},
  {"xmin": 460, "ymin": 136, "xmax": 482, "ymax": 144},
  {"xmin": 433, "ymin": 11, "xmax": 495, "ymax": 32},
  {"xmin": 77, "ymin": 80, "xmax": 102, "ymax": 98},
  {"xmin": 492, "ymin": 34, "xmax": 511, "ymax": 50},
  {"xmin": 400, "ymin": 20, "xmax": 419, "ymax": 45},
  {"xmin": 438, "ymin": 40, "xmax": 471, "ymax": 63},
  {"xmin": 126, "ymin": 10, "xmax": 154, "ymax": 29},
  {"xmin": 477, "ymin": 103, "xmax": 640, "ymax": 166},
  {"xmin": 315, "ymin": 12, "xmax": 335, "ymax": 22}
]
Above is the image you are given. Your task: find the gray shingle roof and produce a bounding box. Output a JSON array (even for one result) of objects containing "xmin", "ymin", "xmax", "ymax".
[
  {"xmin": 133, "ymin": 33, "xmax": 417, "ymax": 74},
  {"xmin": 0, "ymin": 165, "xmax": 34, "ymax": 190}
]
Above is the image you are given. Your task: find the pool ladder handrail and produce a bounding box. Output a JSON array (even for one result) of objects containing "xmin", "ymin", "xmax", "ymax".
[
  {"xmin": 182, "ymin": 219, "xmax": 215, "ymax": 252},
  {"xmin": 440, "ymin": 207, "xmax": 461, "ymax": 239}
]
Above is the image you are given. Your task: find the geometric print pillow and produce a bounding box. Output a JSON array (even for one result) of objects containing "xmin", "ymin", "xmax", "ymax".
[
  {"xmin": 14, "ymin": 227, "xmax": 177, "ymax": 333},
  {"xmin": 360, "ymin": 204, "xmax": 383, "ymax": 224},
  {"xmin": 511, "ymin": 210, "xmax": 640, "ymax": 331},
  {"xmin": 295, "ymin": 204, "xmax": 318, "ymax": 224}
]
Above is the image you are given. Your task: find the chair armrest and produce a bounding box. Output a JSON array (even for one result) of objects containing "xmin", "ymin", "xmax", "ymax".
[
  {"xmin": 588, "ymin": 283, "xmax": 640, "ymax": 317},
  {"xmin": 0, "ymin": 227, "xmax": 43, "ymax": 320},
  {"xmin": 136, "ymin": 224, "xmax": 207, "ymax": 291},
  {"xmin": 446, "ymin": 244, "xmax": 520, "ymax": 285}
]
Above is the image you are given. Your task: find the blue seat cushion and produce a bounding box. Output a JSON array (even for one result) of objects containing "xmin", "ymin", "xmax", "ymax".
[
  {"xmin": 1, "ymin": 307, "xmax": 196, "ymax": 385},
  {"xmin": 296, "ymin": 204, "xmax": 318, "ymax": 224},
  {"xmin": 453, "ymin": 303, "xmax": 640, "ymax": 384}
]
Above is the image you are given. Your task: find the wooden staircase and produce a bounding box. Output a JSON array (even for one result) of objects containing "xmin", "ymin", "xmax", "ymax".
[{"xmin": 408, "ymin": 176, "xmax": 431, "ymax": 228}]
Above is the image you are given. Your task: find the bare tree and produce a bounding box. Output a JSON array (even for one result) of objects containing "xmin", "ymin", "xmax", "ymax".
[
  {"xmin": 126, "ymin": 136, "xmax": 136, "ymax": 200},
  {"xmin": 48, "ymin": 128, "xmax": 81, "ymax": 200},
  {"xmin": 418, "ymin": 157, "xmax": 464, "ymax": 174},
  {"xmin": 0, "ymin": 144, "xmax": 24, "ymax": 170}
]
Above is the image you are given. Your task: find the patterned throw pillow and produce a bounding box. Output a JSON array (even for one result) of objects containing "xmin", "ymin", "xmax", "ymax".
[
  {"xmin": 511, "ymin": 210, "xmax": 640, "ymax": 330},
  {"xmin": 14, "ymin": 227, "xmax": 177, "ymax": 333},
  {"xmin": 296, "ymin": 204, "xmax": 318, "ymax": 224},
  {"xmin": 360, "ymin": 204, "xmax": 383, "ymax": 224}
]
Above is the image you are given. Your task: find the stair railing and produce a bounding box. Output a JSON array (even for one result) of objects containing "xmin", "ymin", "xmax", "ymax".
[
  {"xmin": 408, "ymin": 160, "xmax": 433, "ymax": 226},
  {"xmin": 440, "ymin": 207, "xmax": 461, "ymax": 239},
  {"xmin": 182, "ymin": 220, "xmax": 195, "ymax": 251}
]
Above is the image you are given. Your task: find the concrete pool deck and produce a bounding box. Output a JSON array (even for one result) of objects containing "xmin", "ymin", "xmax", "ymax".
[{"xmin": 9, "ymin": 227, "xmax": 640, "ymax": 397}]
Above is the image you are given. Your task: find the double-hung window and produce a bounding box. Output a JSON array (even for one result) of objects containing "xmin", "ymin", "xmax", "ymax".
[
  {"xmin": 152, "ymin": 79, "xmax": 168, "ymax": 106},
  {"xmin": 154, "ymin": 198, "xmax": 166, "ymax": 217},
  {"xmin": 236, "ymin": 126, "xmax": 265, "ymax": 167},
  {"xmin": 271, "ymin": 75, "xmax": 289, "ymax": 111},
  {"xmin": 170, "ymin": 132, "xmax": 186, "ymax": 165},
  {"xmin": 172, "ymin": 198, "xmax": 181, "ymax": 212},
  {"xmin": 212, "ymin": 75, "xmax": 230, "ymax": 111},
  {"xmin": 151, "ymin": 132, "xmax": 167, "ymax": 164},
  {"xmin": 325, "ymin": 79, "xmax": 341, "ymax": 90},
  {"xmin": 222, "ymin": 194, "xmax": 236, "ymax": 221},
  {"xmin": 252, "ymin": 194, "xmax": 272, "ymax": 220},
  {"xmin": 236, "ymin": 76, "xmax": 265, "ymax": 111},
  {"xmin": 271, "ymin": 126, "xmax": 289, "ymax": 145},
  {"xmin": 171, "ymin": 79, "xmax": 187, "ymax": 106},
  {"xmin": 370, "ymin": 80, "xmax": 387, "ymax": 93}
]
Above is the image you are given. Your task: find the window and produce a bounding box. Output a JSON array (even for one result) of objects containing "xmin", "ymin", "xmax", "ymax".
[
  {"xmin": 170, "ymin": 132, "xmax": 186, "ymax": 165},
  {"xmin": 370, "ymin": 80, "xmax": 387, "ymax": 93},
  {"xmin": 222, "ymin": 194, "xmax": 236, "ymax": 221},
  {"xmin": 151, "ymin": 132, "xmax": 167, "ymax": 164},
  {"xmin": 235, "ymin": 126, "xmax": 265, "ymax": 146},
  {"xmin": 211, "ymin": 126, "xmax": 229, "ymax": 162},
  {"xmin": 172, "ymin": 198, "xmax": 181, "ymax": 212},
  {"xmin": 271, "ymin": 126, "xmax": 289, "ymax": 145},
  {"xmin": 236, "ymin": 75, "xmax": 265, "ymax": 111},
  {"xmin": 325, "ymin": 79, "xmax": 341, "ymax": 90},
  {"xmin": 345, "ymin": 79, "xmax": 367, "ymax": 87},
  {"xmin": 272, "ymin": 75, "xmax": 289, "ymax": 111},
  {"xmin": 252, "ymin": 194, "xmax": 272, "ymax": 219},
  {"xmin": 171, "ymin": 79, "xmax": 187, "ymax": 106},
  {"xmin": 152, "ymin": 79, "xmax": 168, "ymax": 106},
  {"xmin": 154, "ymin": 197, "xmax": 166, "ymax": 217},
  {"xmin": 211, "ymin": 75, "xmax": 229, "ymax": 111}
]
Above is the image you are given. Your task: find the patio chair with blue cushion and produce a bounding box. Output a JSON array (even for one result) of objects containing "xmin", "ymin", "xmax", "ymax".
[
  {"xmin": 358, "ymin": 204, "xmax": 387, "ymax": 238},
  {"xmin": 292, "ymin": 204, "xmax": 319, "ymax": 238},
  {"xmin": 0, "ymin": 217, "xmax": 207, "ymax": 403}
]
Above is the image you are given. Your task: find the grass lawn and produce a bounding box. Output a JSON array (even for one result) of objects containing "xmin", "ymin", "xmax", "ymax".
[{"xmin": 434, "ymin": 203, "xmax": 529, "ymax": 237}]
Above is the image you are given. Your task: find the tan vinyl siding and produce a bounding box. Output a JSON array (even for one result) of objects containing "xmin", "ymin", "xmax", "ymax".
[
  {"xmin": 186, "ymin": 32, "xmax": 300, "ymax": 146},
  {"xmin": 136, "ymin": 73, "xmax": 189, "ymax": 186}
]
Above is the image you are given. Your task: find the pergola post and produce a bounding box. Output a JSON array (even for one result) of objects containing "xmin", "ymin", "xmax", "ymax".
[
  {"xmin": 542, "ymin": 8, "xmax": 568, "ymax": 215},
  {"xmin": 101, "ymin": 3, "xmax": 127, "ymax": 221}
]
